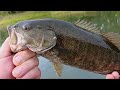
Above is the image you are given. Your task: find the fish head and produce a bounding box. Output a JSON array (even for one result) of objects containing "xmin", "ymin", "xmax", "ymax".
[{"xmin": 7, "ymin": 19, "xmax": 57, "ymax": 53}]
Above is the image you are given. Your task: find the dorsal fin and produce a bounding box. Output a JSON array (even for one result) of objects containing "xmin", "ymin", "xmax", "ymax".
[
  {"xmin": 102, "ymin": 32, "xmax": 120, "ymax": 50},
  {"xmin": 74, "ymin": 19, "xmax": 101, "ymax": 34}
]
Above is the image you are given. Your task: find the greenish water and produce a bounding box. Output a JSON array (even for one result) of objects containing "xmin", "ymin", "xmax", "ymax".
[{"xmin": 0, "ymin": 11, "xmax": 120, "ymax": 79}]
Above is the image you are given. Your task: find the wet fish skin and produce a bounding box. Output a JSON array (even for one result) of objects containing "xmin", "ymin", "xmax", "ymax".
[
  {"xmin": 42, "ymin": 33, "xmax": 120, "ymax": 75},
  {"xmin": 7, "ymin": 18, "xmax": 120, "ymax": 75}
]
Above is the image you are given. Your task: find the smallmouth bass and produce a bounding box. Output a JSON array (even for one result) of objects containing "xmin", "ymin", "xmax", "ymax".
[{"xmin": 7, "ymin": 18, "xmax": 120, "ymax": 76}]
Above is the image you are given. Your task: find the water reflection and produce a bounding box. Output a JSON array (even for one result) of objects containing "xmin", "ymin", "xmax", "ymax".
[{"xmin": 38, "ymin": 56, "xmax": 105, "ymax": 79}]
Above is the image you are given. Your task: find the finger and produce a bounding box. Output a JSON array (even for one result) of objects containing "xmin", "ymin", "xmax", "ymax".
[
  {"xmin": 35, "ymin": 76, "xmax": 41, "ymax": 79},
  {"xmin": 106, "ymin": 74, "xmax": 115, "ymax": 79},
  {"xmin": 112, "ymin": 71, "xmax": 120, "ymax": 79},
  {"xmin": 0, "ymin": 37, "xmax": 12, "ymax": 59},
  {"xmin": 17, "ymin": 67, "xmax": 41, "ymax": 79},
  {"xmin": 34, "ymin": 75, "xmax": 41, "ymax": 79},
  {"xmin": 0, "ymin": 55, "xmax": 15, "ymax": 79},
  {"xmin": 12, "ymin": 56, "xmax": 39, "ymax": 78},
  {"xmin": 13, "ymin": 49, "xmax": 36, "ymax": 66}
]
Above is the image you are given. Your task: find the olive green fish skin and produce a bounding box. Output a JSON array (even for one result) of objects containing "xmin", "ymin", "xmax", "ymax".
[
  {"xmin": 42, "ymin": 34, "xmax": 120, "ymax": 75},
  {"xmin": 8, "ymin": 19, "xmax": 120, "ymax": 75}
]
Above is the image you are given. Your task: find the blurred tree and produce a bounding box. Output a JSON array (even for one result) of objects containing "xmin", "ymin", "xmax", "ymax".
[
  {"xmin": 7, "ymin": 11, "xmax": 24, "ymax": 14},
  {"xmin": 0, "ymin": 11, "xmax": 25, "ymax": 15}
]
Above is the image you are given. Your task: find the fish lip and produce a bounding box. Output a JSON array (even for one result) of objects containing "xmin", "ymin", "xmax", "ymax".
[
  {"xmin": 7, "ymin": 25, "xmax": 16, "ymax": 36},
  {"xmin": 10, "ymin": 44, "xmax": 28, "ymax": 53},
  {"xmin": 7, "ymin": 25, "xmax": 12, "ymax": 37}
]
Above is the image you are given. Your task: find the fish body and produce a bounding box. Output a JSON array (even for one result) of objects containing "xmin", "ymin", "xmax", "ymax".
[{"xmin": 7, "ymin": 18, "xmax": 120, "ymax": 76}]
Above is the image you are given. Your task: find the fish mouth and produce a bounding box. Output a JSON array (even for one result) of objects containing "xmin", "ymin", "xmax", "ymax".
[
  {"xmin": 7, "ymin": 25, "xmax": 28, "ymax": 53},
  {"xmin": 7, "ymin": 25, "xmax": 18, "ymax": 45},
  {"xmin": 7, "ymin": 25, "xmax": 12, "ymax": 38}
]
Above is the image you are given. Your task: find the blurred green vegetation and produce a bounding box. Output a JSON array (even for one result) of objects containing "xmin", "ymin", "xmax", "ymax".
[{"xmin": 0, "ymin": 11, "xmax": 120, "ymax": 46}]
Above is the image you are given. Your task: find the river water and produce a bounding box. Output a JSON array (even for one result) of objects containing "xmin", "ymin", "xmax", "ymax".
[{"xmin": 38, "ymin": 56, "xmax": 105, "ymax": 79}]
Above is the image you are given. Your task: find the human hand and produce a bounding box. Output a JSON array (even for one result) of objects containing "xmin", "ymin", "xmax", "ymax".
[
  {"xmin": 0, "ymin": 37, "xmax": 41, "ymax": 79},
  {"xmin": 106, "ymin": 71, "xmax": 120, "ymax": 79},
  {"xmin": 12, "ymin": 48, "xmax": 41, "ymax": 79},
  {"xmin": 0, "ymin": 37, "xmax": 15, "ymax": 79}
]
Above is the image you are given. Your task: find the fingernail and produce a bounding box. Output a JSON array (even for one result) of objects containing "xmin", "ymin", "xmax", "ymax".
[
  {"xmin": 14, "ymin": 67, "xmax": 22, "ymax": 77},
  {"xmin": 15, "ymin": 56, "xmax": 22, "ymax": 64}
]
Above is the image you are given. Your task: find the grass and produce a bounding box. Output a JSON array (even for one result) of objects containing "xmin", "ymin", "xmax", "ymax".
[
  {"xmin": 0, "ymin": 11, "xmax": 120, "ymax": 46},
  {"xmin": 0, "ymin": 11, "xmax": 93, "ymax": 29}
]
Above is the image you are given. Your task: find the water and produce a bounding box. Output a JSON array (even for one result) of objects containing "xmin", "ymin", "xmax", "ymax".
[{"xmin": 38, "ymin": 56, "xmax": 105, "ymax": 79}]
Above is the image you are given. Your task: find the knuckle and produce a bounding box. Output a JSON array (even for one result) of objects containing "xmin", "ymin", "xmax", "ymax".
[
  {"xmin": 26, "ymin": 49, "xmax": 36, "ymax": 56},
  {"xmin": 15, "ymin": 49, "xmax": 36, "ymax": 58},
  {"xmin": 33, "ymin": 57, "xmax": 39, "ymax": 66}
]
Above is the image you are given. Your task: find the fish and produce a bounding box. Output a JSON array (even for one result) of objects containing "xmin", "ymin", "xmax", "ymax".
[{"xmin": 7, "ymin": 18, "xmax": 120, "ymax": 77}]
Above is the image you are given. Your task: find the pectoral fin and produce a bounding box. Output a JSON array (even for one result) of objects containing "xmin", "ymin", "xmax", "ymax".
[{"xmin": 52, "ymin": 61, "xmax": 63, "ymax": 77}]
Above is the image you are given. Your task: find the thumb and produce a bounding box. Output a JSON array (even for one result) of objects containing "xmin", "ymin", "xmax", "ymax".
[{"xmin": 0, "ymin": 37, "xmax": 12, "ymax": 59}]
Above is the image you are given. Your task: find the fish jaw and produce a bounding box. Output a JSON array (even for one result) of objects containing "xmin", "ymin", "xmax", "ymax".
[
  {"xmin": 7, "ymin": 25, "xmax": 28, "ymax": 53},
  {"xmin": 10, "ymin": 44, "xmax": 28, "ymax": 53}
]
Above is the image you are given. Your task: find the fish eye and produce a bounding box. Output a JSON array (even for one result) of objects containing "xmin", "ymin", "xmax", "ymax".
[
  {"xmin": 13, "ymin": 25, "xmax": 18, "ymax": 28},
  {"xmin": 22, "ymin": 25, "xmax": 31, "ymax": 31}
]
